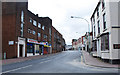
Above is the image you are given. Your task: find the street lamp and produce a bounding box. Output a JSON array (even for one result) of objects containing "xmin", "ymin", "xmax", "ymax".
[{"xmin": 71, "ymin": 16, "xmax": 90, "ymax": 53}]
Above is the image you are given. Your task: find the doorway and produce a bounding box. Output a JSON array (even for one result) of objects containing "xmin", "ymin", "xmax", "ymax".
[{"xmin": 19, "ymin": 45, "xmax": 23, "ymax": 57}]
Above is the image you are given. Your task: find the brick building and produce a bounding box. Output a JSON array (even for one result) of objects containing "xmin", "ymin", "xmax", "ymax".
[
  {"xmin": 51, "ymin": 26, "xmax": 65, "ymax": 53},
  {"xmin": 2, "ymin": 1, "xmax": 65, "ymax": 59}
]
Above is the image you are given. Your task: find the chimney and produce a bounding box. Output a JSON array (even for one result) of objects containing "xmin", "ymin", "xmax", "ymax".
[{"xmin": 36, "ymin": 14, "xmax": 38, "ymax": 17}]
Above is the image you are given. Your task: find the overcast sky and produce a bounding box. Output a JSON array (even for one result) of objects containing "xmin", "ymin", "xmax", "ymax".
[{"xmin": 28, "ymin": 0, "xmax": 99, "ymax": 45}]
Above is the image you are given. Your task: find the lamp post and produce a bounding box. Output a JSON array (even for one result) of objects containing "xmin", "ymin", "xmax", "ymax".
[{"xmin": 71, "ymin": 16, "xmax": 90, "ymax": 53}]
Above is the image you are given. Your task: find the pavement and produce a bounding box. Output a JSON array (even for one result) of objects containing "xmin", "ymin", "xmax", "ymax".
[
  {"xmin": 2, "ymin": 50, "xmax": 120, "ymax": 69},
  {"xmin": 82, "ymin": 50, "xmax": 120, "ymax": 69},
  {"xmin": 2, "ymin": 53, "xmax": 56, "ymax": 65}
]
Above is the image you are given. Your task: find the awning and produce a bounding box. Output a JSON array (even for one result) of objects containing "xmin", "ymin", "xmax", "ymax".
[{"xmin": 44, "ymin": 45, "xmax": 51, "ymax": 47}]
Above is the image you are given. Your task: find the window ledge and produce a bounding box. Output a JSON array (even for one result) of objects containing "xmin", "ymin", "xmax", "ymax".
[
  {"xmin": 103, "ymin": 28, "xmax": 107, "ymax": 32},
  {"xmin": 102, "ymin": 7, "xmax": 105, "ymax": 12},
  {"xmin": 101, "ymin": 50, "xmax": 109, "ymax": 53}
]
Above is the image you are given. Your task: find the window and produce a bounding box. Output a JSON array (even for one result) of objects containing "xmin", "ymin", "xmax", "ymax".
[
  {"xmin": 93, "ymin": 16, "xmax": 95, "ymax": 24},
  {"xmin": 94, "ymin": 26, "xmax": 96, "ymax": 37},
  {"xmin": 30, "ymin": 18, "xmax": 32, "ymax": 23},
  {"xmin": 21, "ymin": 10, "xmax": 24, "ymax": 37},
  {"xmin": 49, "ymin": 28, "xmax": 51, "ymax": 35},
  {"xmin": 38, "ymin": 33, "xmax": 41, "ymax": 37},
  {"xmin": 42, "ymin": 26, "xmax": 45, "ymax": 30},
  {"xmin": 33, "ymin": 30, "xmax": 36, "ymax": 35},
  {"xmin": 101, "ymin": 34, "xmax": 109, "ymax": 51},
  {"xmin": 38, "ymin": 23, "xmax": 41, "ymax": 28},
  {"xmin": 94, "ymin": 41, "xmax": 97, "ymax": 51},
  {"xmin": 97, "ymin": 21, "xmax": 100, "ymax": 34},
  {"xmin": 44, "ymin": 34, "xmax": 47, "ymax": 39},
  {"xmin": 97, "ymin": 8, "xmax": 99, "ymax": 18},
  {"xmin": 20, "ymin": 26, "xmax": 23, "ymax": 37},
  {"xmin": 103, "ymin": 13, "xmax": 106, "ymax": 29},
  {"xmin": 28, "ymin": 29, "xmax": 32, "ymax": 33},
  {"xmin": 21, "ymin": 11, "xmax": 24, "ymax": 22},
  {"xmin": 33, "ymin": 20, "xmax": 37, "ymax": 26},
  {"xmin": 102, "ymin": 0, "xmax": 105, "ymax": 9}
]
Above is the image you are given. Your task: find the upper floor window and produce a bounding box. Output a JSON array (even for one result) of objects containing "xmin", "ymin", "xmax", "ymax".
[
  {"xmin": 33, "ymin": 20, "xmax": 37, "ymax": 26},
  {"xmin": 97, "ymin": 21, "xmax": 100, "ymax": 34},
  {"xmin": 28, "ymin": 29, "xmax": 32, "ymax": 34},
  {"xmin": 21, "ymin": 11, "xmax": 24, "ymax": 23},
  {"xmin": 38, "ymin": 23, "xmax": 41, "ymax": 28},
  {"xmin": 42, "ymin": 25, "xmax": 45, "ymax": 30},
  {"xmin": 21, "ymin": 10, "xmax": 24, "ymax": 37},
  {"xmin": 44, "ymin": 34, "xmax": 47, "ymax": 39},
  {"xmin": 38, "ymin": 33, "xmax": 41, "ymax": 37},
  {"xmin": 102, "ymin": 0, "xmax": 105, "ymax": 9},
  {"xmin": 97, "ymin": 8, "xmax": 99, "ymax": 18},
  {"xmin": 33, "ymin": 30, "xmax": 36, "ymax": 35},
  {"xmin": 49, "ymin": 28, "xmax": 51, "ymax": 35},
  {"xmin": 103, "ymin": 13, "xmax": 106, "ymax": 29},
  {"xmin": 93, "ymin": 16, "xmax": 95, "ymax": 24},
  {"xmin": 94, "ymin": 26, "xmax": 96, "ymax": 37},
  {"xmin": 30, "ymin": 18, "xmax": 32, "ymax": 23}
]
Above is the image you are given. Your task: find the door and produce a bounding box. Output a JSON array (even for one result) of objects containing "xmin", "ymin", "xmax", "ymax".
[{"xmin": 19, "ymin": 45, "xmax": 23, "ymax": 57}]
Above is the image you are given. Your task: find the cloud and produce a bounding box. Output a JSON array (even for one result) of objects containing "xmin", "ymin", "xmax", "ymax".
[{"xmin": 28, "ymin": 0, "xmax": 99, "ymax": 45}]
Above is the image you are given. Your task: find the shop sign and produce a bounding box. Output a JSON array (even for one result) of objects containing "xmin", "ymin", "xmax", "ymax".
[
  {"xmin": 8, "ymin": 41, "xmax": 14, "ymax": 45},
  {"xmin": 27, "ymin": 39, "xmax": 38, "ymax": 44},
  {"xmin": 113, "ymin": 44, "xmax": 120, "ymax": 49},
  {"xmin": 40, "ymin": 42, "xmax": 47, "ymax": 45}
]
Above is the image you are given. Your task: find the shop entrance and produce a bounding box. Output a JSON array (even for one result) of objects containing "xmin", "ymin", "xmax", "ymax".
[{"xmin": 19, "ymin": 45, "xmax": 23, "ymax": 57}]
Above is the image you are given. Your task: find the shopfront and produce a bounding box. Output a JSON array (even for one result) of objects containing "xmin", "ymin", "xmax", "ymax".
[{"xmin": 27, "ymin": 38, "xmax": 51, "ymax": 56}]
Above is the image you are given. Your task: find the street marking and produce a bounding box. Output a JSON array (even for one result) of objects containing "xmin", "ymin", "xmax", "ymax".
[
  {"xmin": 39, "ymin": 60, "xmax": 51, "ymax": 64},
  {"xmin": 44, "ymin": 60, "xmax": 51, "ymax": 62},
  {"xmin": 2, "ymin": 65, "xmax": 32, "ymax": 73}
]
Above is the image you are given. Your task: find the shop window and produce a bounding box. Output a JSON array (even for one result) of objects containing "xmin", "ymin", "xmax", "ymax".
[
  {"xmin": 27, "ymin": 44, "xmax": 33, "ymax": 53},
  {"xmin": 101, "ymin": 34, "xmax": 109, "ymax": 51}
]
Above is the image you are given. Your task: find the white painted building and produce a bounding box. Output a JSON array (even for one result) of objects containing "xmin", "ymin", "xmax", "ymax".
[{"xmin": 91, "ymin": 0, "xmax": 120, "ymax": 63}]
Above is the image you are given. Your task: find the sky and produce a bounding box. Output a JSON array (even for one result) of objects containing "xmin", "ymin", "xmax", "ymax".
[{"xmin": 28, "ymin": 0, "xmax": 99, "ymax": 45}]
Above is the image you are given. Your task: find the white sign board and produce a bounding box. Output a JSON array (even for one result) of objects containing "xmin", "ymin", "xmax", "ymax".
[{"xmin": 8, "ymin": 41, "xmax": 14, "ymax": 45}]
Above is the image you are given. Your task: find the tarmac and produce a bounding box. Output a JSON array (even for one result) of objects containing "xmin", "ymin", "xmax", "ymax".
[{"xmin": 2, "ymin": 51, "xmax": 120, "ymax": 69}]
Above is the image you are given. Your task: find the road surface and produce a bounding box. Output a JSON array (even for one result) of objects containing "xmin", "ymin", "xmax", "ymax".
[{"xmin": 2, "ymin": 50, "xmax": 119, "ymax": 74}]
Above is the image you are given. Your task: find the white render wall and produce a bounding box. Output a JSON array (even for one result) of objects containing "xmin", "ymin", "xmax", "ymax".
[
  {"xmin": 109, "ymin": 1, "xmax": 120, "ymax": 59},
  {"xmin": 91, "ymin": 0, "xmax": 120, "ymax": 60}
]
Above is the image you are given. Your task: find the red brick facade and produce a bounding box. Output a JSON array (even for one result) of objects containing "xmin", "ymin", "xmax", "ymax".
[{"xmin": 2, "ymin": 1, "xmax": 65, "ymax": 59}]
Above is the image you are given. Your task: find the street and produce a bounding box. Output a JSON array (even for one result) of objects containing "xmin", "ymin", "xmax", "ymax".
[{"xmin": 2, "ymin": 50, "xmax": 119, "ymax": 74}]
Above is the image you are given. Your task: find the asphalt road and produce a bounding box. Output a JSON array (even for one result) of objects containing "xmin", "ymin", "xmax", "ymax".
[{"xmin": 2, "ymin": 50, "xmax": 119, "ymax": 74}]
